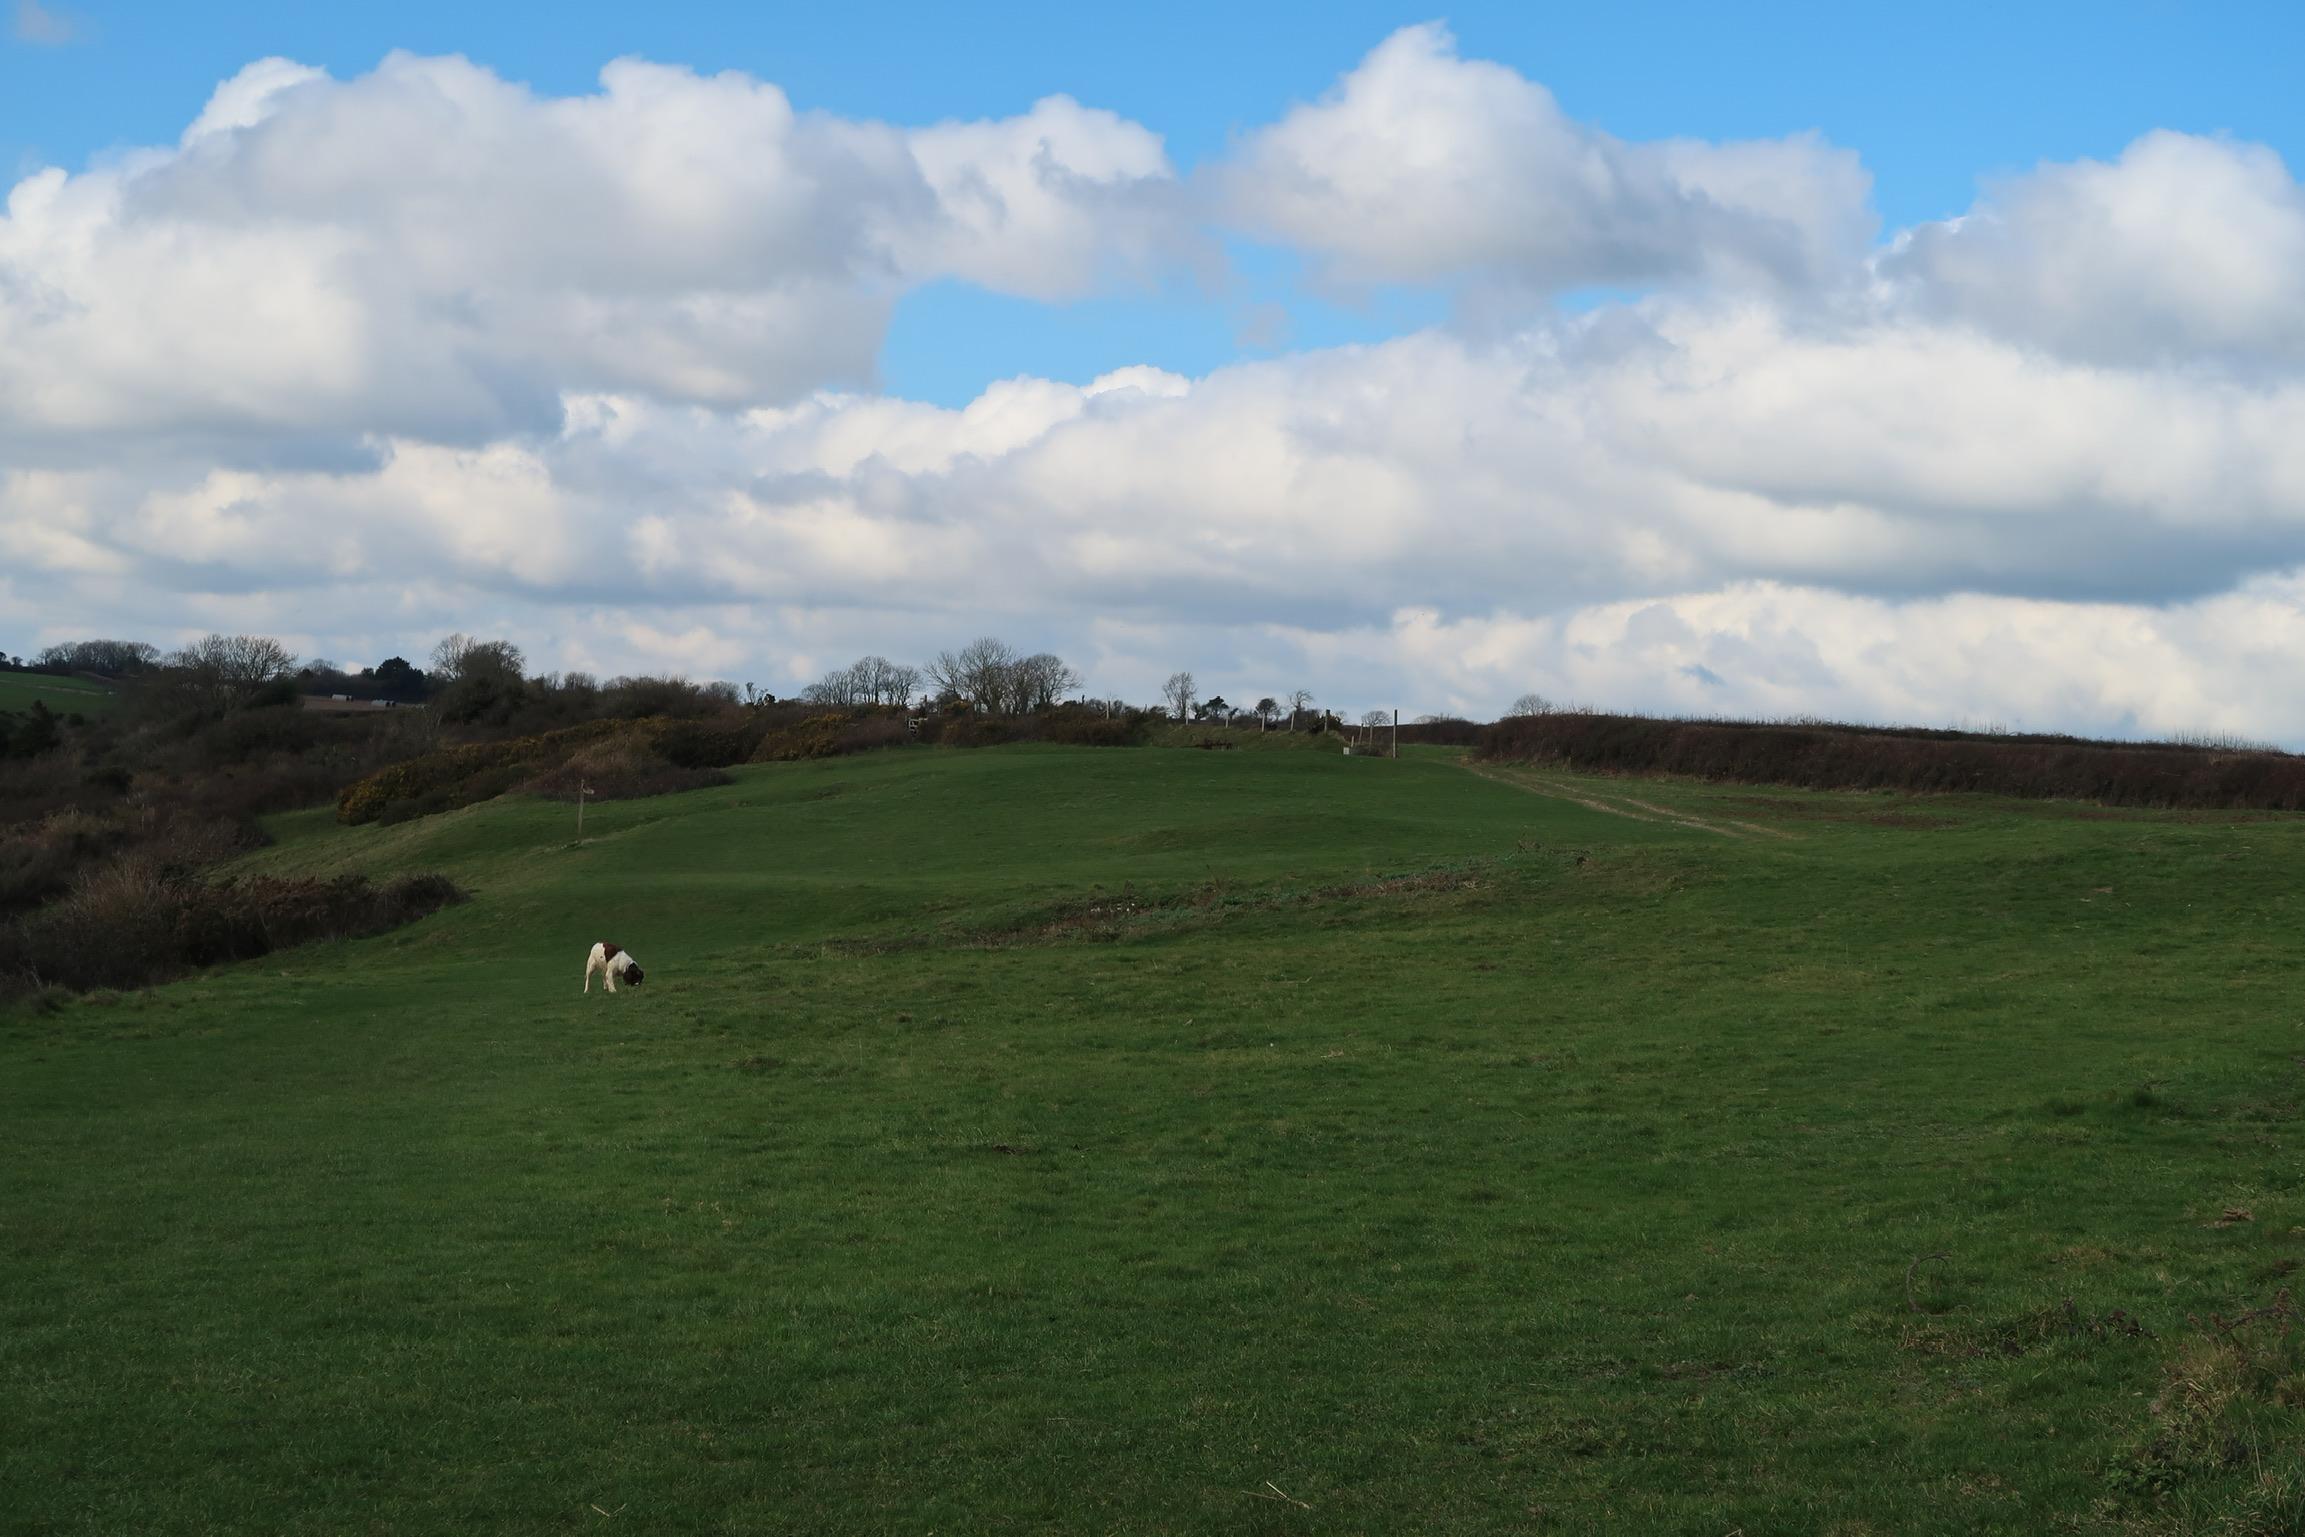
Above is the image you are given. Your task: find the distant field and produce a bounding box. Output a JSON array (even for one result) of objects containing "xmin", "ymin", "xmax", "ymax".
[
  {"xmin": 0, "ymin": 671, "xmax": 119, "ymax": 715},
  {"xmin": 8, "ymin": 745, "xmax": 2305, "ymax": 1533}
]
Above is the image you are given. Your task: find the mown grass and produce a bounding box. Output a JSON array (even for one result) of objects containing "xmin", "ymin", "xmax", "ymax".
[
  {"xmin": 7, "ymin": 745, "xmax": 2305, "ymax": 1534},
  {"xmin": 0, "ymin": 672, "xmax": 120, "ymax": 716}
]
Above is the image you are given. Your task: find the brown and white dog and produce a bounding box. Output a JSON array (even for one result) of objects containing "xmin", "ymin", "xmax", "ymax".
[{"xmin": 583, "ymin": 941, "xmax": 647, "ymax": 993}]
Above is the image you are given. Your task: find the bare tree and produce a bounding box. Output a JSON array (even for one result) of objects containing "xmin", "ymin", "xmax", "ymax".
[
  {"xmin": 1361, "ymin": 709, "xmax": 1390, "ymax": 729},
  {"xmin": 1163, "ymin": 671, "xmax": 1196, "ymax": 722},
  {"xmin": 1015, "ymin": 653, "xmax": 1083, "ymax": 711},
  {"xmin": 1286, "ymin": 688, "xmax": 1313, "ymax": 731},
  {"xmin": 168, "ymin": 633, "xmax": 296, "ymax": 708},
  {"xmin": 429, "ymin": 632, "xmax": 475, "ymax": 679},
  {"xmin": 803, "ymin": 656, "xmax": 923, "ymax": 709},
  {"xmin": 803, "ymin": 659, "xmax": 865, "ymax": 707},
  {"xmin": 929, "ymin": 637, "xmax": 1020, "ymax": 713},
  {"xmin": 430, "ymin": 633, "xmax": 526, "ymax": 685},
  {"xmin": 428, "ymin": 634, "xmax": 529, "ymax": 723},
  {"xmin": 1508, "ymin": 692, "xmax": 1554, "ymax": 718},
  {"xmin": 36, "ymin": 639, "xmax": 161, "ymax": 675}
]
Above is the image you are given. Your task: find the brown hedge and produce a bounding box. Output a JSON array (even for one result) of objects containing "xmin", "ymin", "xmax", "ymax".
[{"xmin": 1476, "ymin": 712, "xmax": 2305, "ymax": 810}]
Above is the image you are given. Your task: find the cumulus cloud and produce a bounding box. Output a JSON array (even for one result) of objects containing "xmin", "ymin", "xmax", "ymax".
[
  {"xmin": 17, "ymin": 35, "xmax": 2305, "ymax": 742},
  {"xmin": 1350, "ymin": 575, "xmax": 2305, "ymax": 742},
  {"xmin": 0, "ymin": 53, "xmax": 1181, "ymax": 455},
  {"xmin": 16, "ymin": 302, "xmax": 2305, "ymax": 734},
  {"xmin": 1218, "ymin": 23, "xmax": 1874, "ymax": 295},
  {"xmin": 1878, "ymin": 130, "xmax": 2305, "ymax": 367}
]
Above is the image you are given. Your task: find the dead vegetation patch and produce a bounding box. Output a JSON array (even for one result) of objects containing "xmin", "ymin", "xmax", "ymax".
[
  {"xmin": 1899, "ymin": 1296, "xmax": 2158, "ymax": 1359},
  {"xmin": 2106, "ymin": 1291, "xmax": 2305, "ymax": 1507}
]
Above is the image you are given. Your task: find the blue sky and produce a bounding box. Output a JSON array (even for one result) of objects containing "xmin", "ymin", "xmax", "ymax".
[
  {"xmin": 10, "ymin": 0, "xmax": 2305, "ymax": 735},
  {"xmin": 8, "ymin": 0, "xmax": 2301, "ymax": 403}
]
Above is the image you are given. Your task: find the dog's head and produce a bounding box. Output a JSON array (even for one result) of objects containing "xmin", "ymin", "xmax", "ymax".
[{"xmin": 623, "ymin": 964, "xmax": 645, "ymax": 988}]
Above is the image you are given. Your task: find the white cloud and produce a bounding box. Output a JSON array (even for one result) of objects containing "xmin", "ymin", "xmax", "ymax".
[
  {"xmin": 15, "ymin": 305, "xmax": 2305, "ymax": 735},
  {"xmin": 1879, "ymin": 131, "xmax": 2305, "ymax": 366},
  {"xmin": 16, "ymin": 36, "xmax": 2305, "ymax": 743},
  {"xmin": 1218, "ymin": 23, "xmax": 1874, "ymax": 295},
  {"xmin": 181, "ymin": 57, "xmax": 326, "ymax": 140},
  {"xmin": 0, "ymin": 53, "xmax": 1181, "ymax": 453},
  {"xmin": 1364, "ymin": 578, "xmax": 2305, "ymax": 743},
  {"xmin": 900, "ymin": 95, "xmax": 1186, "ymax": 296}
]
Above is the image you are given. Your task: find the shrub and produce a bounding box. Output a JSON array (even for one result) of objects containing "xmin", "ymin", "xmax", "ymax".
[
  {"xmin": 940, "ymin": 715, "xmax": 1024, "ymax": 749},
  {"xmin": 0, "ymin": 807, "xmax": 250, "ymax": 917},
  {"xmin": 752, "ymin": 713, "xmax": 867, "ymax": 762},
  {"xmin": 376, "ymin": 792, "xmax": 454, "ymax": 826},
  {"xmin": 1038, "ymin": 711, "xmax": 1149, "ymax": 748},
  {"xmin": 340, "ymin": 713, "xmax": 776, "ymax": 824},
  {"xmin": 524, "ymin": 738, "xmax": 731, "ymax": 802},
  {"xmin": 194, "ymin": 704, "xmax": 333, "ymax": 767},
  {"xmin": 0, "ymin": 815, "xmax": 110, "ymax": 912},
  {"xmin": 649, "ymin": 716, "xmax": 769, "ymax": 769},
  {"xmin": 1395, "ymin": 716, "xmax": 1483, "ymax": 748},
  {"xmin": 337, "ymin": 720, "xmax": 626, "ymax": 823},
  {"xmin": 1, "ymin": 859, "xmax": 466, "ymax": 996},
  {"xmin": 0, "ymin": 702, "xmax": 63, "ymax": 759},
  {"xmin": 905, "ymin": 708, "xmax": 1147, "ymax": 750},
  {"xmin": 835, "ymin": 715, "xmax": 910, "ymax": 754},
  {"xmin": 600, "ymin": 675, "xmax": 730, "ymax": 720}
]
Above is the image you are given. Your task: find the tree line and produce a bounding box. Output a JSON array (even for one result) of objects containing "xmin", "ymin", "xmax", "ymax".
[
  {"xmin": 15, "ymin": 630, "xmax": 1473, "ymax": 736},
  {"xmin": 794, "ymin": 639, "xmax": 1083, "ymax": 715}
]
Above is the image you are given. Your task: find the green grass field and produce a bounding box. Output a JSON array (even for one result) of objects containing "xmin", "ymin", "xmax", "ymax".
[
  {"xmin": 0, "ymin": 672, "xmax": 120, "ymax": 716},
  {"xmin": 8, "ymin": 745, "xmax": 2305, "ymax": 1534}
]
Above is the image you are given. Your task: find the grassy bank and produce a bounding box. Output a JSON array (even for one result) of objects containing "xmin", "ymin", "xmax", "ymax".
[
  {"xmin": 0, "ymin": 673, "xmax": 120, "ymax": 717},
  {"xmin": 6, "ymin": 746, "xmax": 2303, "ymax": 1533}
]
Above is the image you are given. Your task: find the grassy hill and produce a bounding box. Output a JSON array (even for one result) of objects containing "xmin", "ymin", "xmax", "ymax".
[
  {"xmin": 0, "ymin": 671, "xmax": 119, "ymax": 716},
  {"xmin": 8, "ymin": 745, "xmax": 2305, "ymax": 1533}
]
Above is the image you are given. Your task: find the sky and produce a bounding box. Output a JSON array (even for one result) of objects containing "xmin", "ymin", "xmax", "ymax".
[{"xmin": 6, "ymin": 1, "xmax": 2305, "ymax": 736}]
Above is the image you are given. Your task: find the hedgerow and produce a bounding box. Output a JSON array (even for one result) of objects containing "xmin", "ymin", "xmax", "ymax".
[
  {"xmin": 2, "ymin": 861, "xmax": 464, "ymax": 996},
  {"xmin": 1477, "ymin": 711, "xmax": 2305, "ymax": 810}
]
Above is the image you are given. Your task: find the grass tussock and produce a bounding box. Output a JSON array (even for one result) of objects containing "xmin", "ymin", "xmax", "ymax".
[
  {"xmin": 1479, "ymin": 710, "xmax": 2305, "ymax": 809},
  {"xmin": 2102, "ymin": 1292, "xmax": 2305, "ymax": 1523}
]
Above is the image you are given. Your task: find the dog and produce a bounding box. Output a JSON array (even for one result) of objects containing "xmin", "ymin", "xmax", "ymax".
[{"xmin": 583, "ymin": 940, "xmax": 647, "ymax": 994}]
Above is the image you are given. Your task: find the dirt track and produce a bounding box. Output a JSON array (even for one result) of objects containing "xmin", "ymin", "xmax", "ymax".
[{"xmin": 1462, "ymin": 761, "xmax": 1798, "ymax": 840}]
